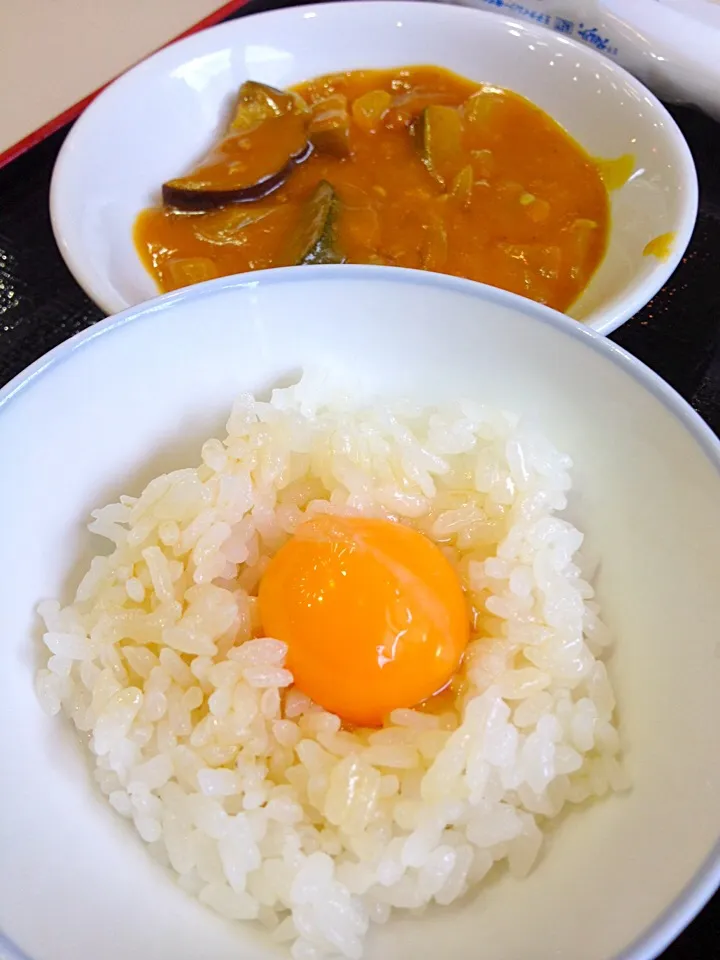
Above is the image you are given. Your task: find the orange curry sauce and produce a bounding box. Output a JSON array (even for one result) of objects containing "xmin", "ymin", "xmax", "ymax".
[{"xmin": 134, "ymin": 67, "xmax": 610, "ymax": 312}]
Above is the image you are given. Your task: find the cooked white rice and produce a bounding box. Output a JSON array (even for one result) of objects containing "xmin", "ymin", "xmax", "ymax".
[{"xmin": 36, "ymin": 376, "xmax": 625, "ymax": 960}]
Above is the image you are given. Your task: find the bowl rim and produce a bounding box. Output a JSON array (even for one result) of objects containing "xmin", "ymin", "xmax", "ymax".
[
  {"xmin": 48, "ymin": 0, "xmax": 699, "ymax": 335},
  {"xmin": 1, "ymin": 265, "xmax": 719, "ymax": 960}
]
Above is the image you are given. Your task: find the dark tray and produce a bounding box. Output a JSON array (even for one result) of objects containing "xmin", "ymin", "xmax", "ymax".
[{"xmin": 0, "ymin": 1, "xmax": 718, "ymax": 956}]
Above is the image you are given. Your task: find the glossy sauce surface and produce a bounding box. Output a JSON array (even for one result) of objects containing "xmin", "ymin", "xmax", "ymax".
[{"xmin": 135, "ymin": 66, "xmax": 610, "ymax": 312}]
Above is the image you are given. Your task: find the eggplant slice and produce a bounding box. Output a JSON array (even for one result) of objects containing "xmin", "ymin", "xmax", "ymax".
[
  {"xmin": 163, "ymin": 82, "xmax": 311, "ymax": 211},
  {"xmin": 230, "ymin": 80, "xmax": 307, "ymax": 131},
  {"xmin": 412, "ymin": 105, "xmax": 464, "ymax": 189},
  {"xmin": 283, "ymin": 181, "xmax": 345, "ymax": 266},
  {"xmin": 191, "ymin": 205, "xmax": 279, "ymax": 245}
]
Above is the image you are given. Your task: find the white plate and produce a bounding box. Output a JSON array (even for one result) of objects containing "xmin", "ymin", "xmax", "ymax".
[
  {"xmin": 1, "ymin": 266, "xmax": 719, "ymax": 960},
  {"xmin": 49, "ymin": 0, "xmax": 698, "ymax": 333}
]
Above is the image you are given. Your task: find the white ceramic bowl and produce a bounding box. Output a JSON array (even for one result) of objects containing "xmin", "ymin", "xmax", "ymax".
[
  {"xmin": 49, "ymin": 1, "xmax": 698, "ymax": 334},
  {"xmin": 1, "ymin": 266, "xmax": 719, "ymax": 960}
]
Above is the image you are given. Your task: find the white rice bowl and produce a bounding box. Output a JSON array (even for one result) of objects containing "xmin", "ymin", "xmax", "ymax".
[{"xmin": 36, "ymin": 375, "xmax": 624, "ymax": 960}]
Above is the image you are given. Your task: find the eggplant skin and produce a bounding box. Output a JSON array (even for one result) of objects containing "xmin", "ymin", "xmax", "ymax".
[
  {"xmin": 284, "ymin": 180, "xmax": 346, "ymax": 266},
  {"xmin": 230, "ymin": 80, "xmax": 308, "ymax": 131},
  {"xmin": 161, "ymin": 81, "xmax": 311, "ymax": 212},
  {"xmin": 411, "ymin": 105, "xmax": 463, "ymax": 188},
  {"xmin": 162, "ymin": 143, "xmax": 311, "ymax": 211}
]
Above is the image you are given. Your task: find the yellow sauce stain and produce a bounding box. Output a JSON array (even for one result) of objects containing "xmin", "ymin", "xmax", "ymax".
[
  {"xmin": 643, "ymin": 231, "xmax": 675, "ymax": 261},
  {"xmin": 594, "ymin": 153, "xmax": 635, "ymax": 191}
]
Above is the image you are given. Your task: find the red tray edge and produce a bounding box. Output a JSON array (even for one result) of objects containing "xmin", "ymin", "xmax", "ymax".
[{"xmin": 0, "ymin": 0, "xmax": 252, "ymax": 171}]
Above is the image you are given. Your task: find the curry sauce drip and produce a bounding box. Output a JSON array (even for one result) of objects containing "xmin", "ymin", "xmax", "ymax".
[{"xmin": 134, "ymin": 66, "xmax": 610, "ymax": 313}]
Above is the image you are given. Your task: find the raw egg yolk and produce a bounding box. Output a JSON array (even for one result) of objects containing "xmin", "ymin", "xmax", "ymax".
[{"xmin": 257, "ymin": 515, "xmax": 469, "ymax": 726}]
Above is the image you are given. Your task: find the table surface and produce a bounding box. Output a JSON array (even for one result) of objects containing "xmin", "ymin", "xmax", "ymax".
[{"xmin": 0, "ymin": 0, "xmax": 718, "ymax": 956}]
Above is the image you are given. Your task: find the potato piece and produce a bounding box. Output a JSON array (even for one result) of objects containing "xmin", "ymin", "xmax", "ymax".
[
  {"xmin": 309, "ymin": 93, "xmax": 351, "ymax": 157},
  {"xmin": 351, "ymin": 90, "xmax": 392, "ymax": 132},
  {"xmin": 464, "ymin": 86, "xmax": 505, "ymax": 128}
]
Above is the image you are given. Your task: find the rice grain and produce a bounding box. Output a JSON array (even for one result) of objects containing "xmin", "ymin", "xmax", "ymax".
[{"xmin": 37, "ymin": 379, "xmax": 623, "ymax": 959}]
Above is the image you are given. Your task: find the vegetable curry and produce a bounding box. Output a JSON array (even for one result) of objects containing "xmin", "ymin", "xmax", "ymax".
[{"xmin": 134, "ymin": 66, "xmax": 610, "ymax": 312}]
